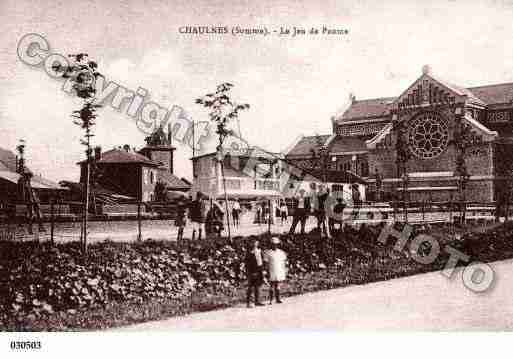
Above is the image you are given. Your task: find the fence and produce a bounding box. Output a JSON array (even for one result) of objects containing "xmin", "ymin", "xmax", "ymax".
[{"xmin": 0, "ymin": 198, "xmax": 504, "ymax": 243}]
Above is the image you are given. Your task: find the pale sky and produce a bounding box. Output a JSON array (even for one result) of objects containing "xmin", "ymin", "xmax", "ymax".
[{"xmin": 2, "ymin": 0, "xmax": 513, "ymax": 182}]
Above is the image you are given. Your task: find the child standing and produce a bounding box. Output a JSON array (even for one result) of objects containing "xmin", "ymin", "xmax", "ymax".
[
  {"xmin": 245, "ymin": 238, "xmax": 265, "ymax": 308},
  {"xmin": 264, "ymin": 237, "xmax": 287, "ymax": 304}
]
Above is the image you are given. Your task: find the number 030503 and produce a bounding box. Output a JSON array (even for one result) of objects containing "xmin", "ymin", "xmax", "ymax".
[{"xmin": 10, "ymin": 341, "xmax": 41, "ymax": 350}]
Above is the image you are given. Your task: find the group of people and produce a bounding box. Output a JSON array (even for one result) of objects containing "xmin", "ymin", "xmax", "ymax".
[
  {"xmin": 288, "ymin": 182, "xmax": 362, "ymax": 237},
  {"xmin": 176, "ymin": 182, "xmax": 362, "ymax": 241},
  {"xmin": 245, "ymin": 236, "xmax": 287, "ymax": 307},
  {"xmin": 175, "ymin": 192, "xmax": 243, "ymax": 241}
]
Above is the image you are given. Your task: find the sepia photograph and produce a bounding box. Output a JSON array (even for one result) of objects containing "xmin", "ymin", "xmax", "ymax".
[{"xmin": 1, "ymin": 0, "xmax": 513, "ymax": 356}]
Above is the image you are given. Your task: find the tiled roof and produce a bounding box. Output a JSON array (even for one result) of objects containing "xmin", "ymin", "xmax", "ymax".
[
  {"xmin": 467, "ymin": 82, "xmax": 513, "ymax": 106},
  {"xmin": 338, "ymin": 82, "xmax": 513, "ymax": 122},
  {"xmin": 79, "ymin": 149, "xmax": 160, "ymax": 166},
  {"xmin": 329, "ymin": 135, "xmax": 373, "ymax": 153},
  {"xmin": 0, "ymin": 147, "xmax": 19, "ymax": 172},
  {"xmin": 158, "ymin": 170, "xmax": 191, "ymax": 190},
  {"xmin": 340, "ymin": 97, "xmax": 395, "ymax": 120},
  {"xmin": 0, "ymin": 171, "xmax": 63, "ymax": 189},
  {"xmin": 286, "ymin": 135, "xmax": 331, "ymax": 157},
  {"xmin": 0, "ymin": 147, "xmax": 62, "ymax": 189}
]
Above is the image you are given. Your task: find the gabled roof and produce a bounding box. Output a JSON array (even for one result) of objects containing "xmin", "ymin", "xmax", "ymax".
[
  {"xmin": 340, "ymin": 97, "xmax": 395, "ymax": 120},
  {"xmin": 420, "ymin": 73, "xmax": 485, "ymax": 106},
  {"xmin": 329, "ymin": 135, "xmax": 373, "ymax": 154},
  {"xmin": 336, "ymin": 72, "xmax": 513, "ymax": 122},
  {"xmin": 79, "ymin": 148, "xmax": 160, "ymax": 166},
  {"xmin": 0, "ymin": 147, "xmax": 63, "ymax": 189},
  {"xmin": 285, "ymin": 135, "xmax": 331, "ymax": 157},
  {"xmin": 0, "ymin": 171, "xmax": 64, "ymax": 190},
  {"xmin": 157, "ymin": 170, "xmax": 191, "ymax": 190},
  {"xmin": 0, "ymin": 147, "xmax": 19, "ymax": 172},
  {"xmin": 467, "ymin": 82, "xmax": 513, "ymax": 106}
]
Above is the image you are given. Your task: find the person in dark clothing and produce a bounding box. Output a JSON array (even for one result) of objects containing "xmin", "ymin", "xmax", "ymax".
[
  {"xmin": 289, "ymin": 189, "xmax": 311, "ymax": 235},
  {"xmin": 245, "ymin": 238, "xmax": 265, "ymax": 307},
  {"xmin": 206, "ymin": 202, "xmax": 224, "ymax": 237},
  {"xmin": 232, "ymin": 199, "xmax": 241, "ymax": 227},
  {"xmin": 189, "ymin": 192, "xmax": 206, "ymax": 240},
  {"xmin": 174, "ymin": 197, "xmax": 187, "ymax": 241},
  {"xmin": 351, "ymin": 184, "xmax": 362, "ymax": 220},
  {"xmin": 316, "ymin": 185, "xmax": 329, "ymax": 237},
  {"xmin": 329, "ymin": 197, "xmax": 346, "ymax": 235}
]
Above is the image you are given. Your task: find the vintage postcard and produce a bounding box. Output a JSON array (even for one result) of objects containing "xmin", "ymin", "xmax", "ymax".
[{"xmin": 1, "ymin": 0, "xmax": 513, "ymax": 357}]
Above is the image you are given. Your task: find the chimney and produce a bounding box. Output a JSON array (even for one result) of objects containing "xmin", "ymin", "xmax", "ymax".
[
  {"xmin": 94, "ymin": 146, "xmax": 102, "ymax": 161},
  {"xmin": 349, "ymin": 93, "xmax": 356, "ymax": 103},
  {"xmin": 123, "ymin": 144, "xmax": 130, "ymax": 152}
]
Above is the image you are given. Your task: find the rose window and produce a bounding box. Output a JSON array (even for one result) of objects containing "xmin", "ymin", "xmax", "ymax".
[{"xmin": 408, "ymin": 112, "xmax": 449, "ymax": 159}]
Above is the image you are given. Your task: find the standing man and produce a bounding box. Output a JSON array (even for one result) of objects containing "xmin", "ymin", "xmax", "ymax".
[
  {"xmin": 289, "ymin": 188, "xmax": 311, "ymax": 235},
  {"xmin": 279, "ymin": 200, "xmax": 288, "ymax": 225},
  {"xmin": 245, "ymin": 238, "xmax": 265, "ymax": 308},
  {"xmin": 232, "ymin": 198, "xmax": 241, "ymax": 227},
  {"xmin": 264, "ymin": 237, "xmax": 287, "ymax": 304},
  {"xmin": 174, "ymin": 195, "xmax": 187, "ymax": 241},
  {"xmin": 315, "ymin": 184, "xmax": 329, "ymax": 237},
  {"xmin": 190, "ymin": 192, "xmax": 206, "ymax": 241}
]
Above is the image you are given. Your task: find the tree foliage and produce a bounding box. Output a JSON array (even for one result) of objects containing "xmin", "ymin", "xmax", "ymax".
[{"xmin": 195, "ymin": 83, "xmax": 250, "ymax": 148}]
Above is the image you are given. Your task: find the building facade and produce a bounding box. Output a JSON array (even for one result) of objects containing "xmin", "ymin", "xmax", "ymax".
[
  {"xmin": 79, "ymin": 127, "xmax": 190, "ymax": 202},
  {"xmin": 191, "ymin": 147, "xmax": 283, "ymax": 200},
  {"xmin": 289, "ymin": 65, "xmax": 513, "ymax": 203}
]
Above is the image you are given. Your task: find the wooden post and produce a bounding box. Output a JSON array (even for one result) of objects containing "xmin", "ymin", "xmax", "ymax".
[
  {"xmin": 268, "ymin": 199, "xmax": 272, "ymax": 235},
  {"xmin": 82, "ymin": 159, "xmax": 91, "ymax": 253},
  {"xmin": 50, "ymin": 199, "xmax": 55, "ymax": 245},
  {"xmin": 137, "ymin": 202, "xmax": 142, "ymax": 241},
  {"xmin": 219, "ymin": 159, "xmax": 231, "ymax": 241}
]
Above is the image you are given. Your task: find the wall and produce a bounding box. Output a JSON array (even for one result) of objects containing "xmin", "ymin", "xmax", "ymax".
[
  {"xmin": 140, "ymin": 166, "xmax": 157, "ymax": 202},
  {"xmin": 149, "ymin": 149, "xmax": 173, "ymax": 173},
  {"xmin": 82, "ymin": 163, "xmax": 142, "ymax": 200}
]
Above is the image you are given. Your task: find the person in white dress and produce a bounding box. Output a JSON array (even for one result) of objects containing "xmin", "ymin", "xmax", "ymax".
[{"xmin": 264, "ymin": 237, "xmax": 288, "ymax": 304}]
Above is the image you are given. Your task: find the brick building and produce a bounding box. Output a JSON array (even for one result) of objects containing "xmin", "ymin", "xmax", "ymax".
[
  {"xmin": 79, "ymin": 127, "xmax": 190, "ymax": 202},
  {"xmin": 288, "ymin": 65, "xmax": 513, "ymax": 203}
]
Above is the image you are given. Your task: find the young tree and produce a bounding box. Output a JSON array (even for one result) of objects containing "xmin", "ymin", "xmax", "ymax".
[
  {"xmin": 54, "ymin": 54, "xmax": 102, "ymax": 252},
  {"xmin": 394, "ymin": 120, "xmax": 412, "ymax": 221},
  {"xmin": 453, "ymin": 116, "xmax": 479, "ymax": 223},
  {"xmin": 195, "ymin": 83, "xmax": 250, "ymax": 240}
]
